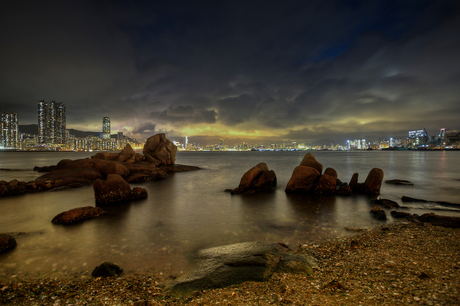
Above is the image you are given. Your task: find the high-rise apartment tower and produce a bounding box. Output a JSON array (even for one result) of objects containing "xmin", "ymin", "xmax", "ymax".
[
  {"xmin": 1, "ymin": 112, "xmax": 19, "ymax": 149},
  {"xmin": 38, "ymin": 100, "xmax": 66, "ymax": 144},
  {"xmin": 102, "ymin": 117, "xmax": 110, "ymax": 139}
]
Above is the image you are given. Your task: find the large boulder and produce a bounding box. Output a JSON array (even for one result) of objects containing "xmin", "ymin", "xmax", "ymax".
[
  {"xmin": 143, "ymin": 133, "xmax": 177, "ymax": 166},
  {"xmin": 363, "ymin": 168, "xmax": 384, "ymax": 194},
  {"xmin": 0, "ymin": 234, "xmax": 17, "ymax": 254},
  {"xmin": 52, "ymin": 206, "xmax": 107, "ymax": 225},
  {"xmin": 315, "ymin": 167, "xmax": 337, "ymax": 195},
  {"xmin": 165, "ymin": 241, "xmax": 317, "ymax": 296},
  {"xmin": 93, "ymin": 174, "xmax": 148, "ymax": 205},
  {"xmin": 299, "ymin": 153, "xmax": 323, "ymax": 175},
  {"xmin": 229, "ymin": 163, "xmax": 277, "ymax": 194},
  {"xmin": 285, "ymin": 166, "xmax": 321, "ymax": 194}
]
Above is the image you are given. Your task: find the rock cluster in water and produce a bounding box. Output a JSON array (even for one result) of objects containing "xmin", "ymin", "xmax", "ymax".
[
  {"xmin": 0, "ymin": 133, "xmax": 197, "ymax": 198},
  {"xmin": 229, "ymin": 153, "xmax": 384, "ymax": 196},
  {"xmin": 51, "ymin": 206, "xmax": 108, "ymax": 225}
]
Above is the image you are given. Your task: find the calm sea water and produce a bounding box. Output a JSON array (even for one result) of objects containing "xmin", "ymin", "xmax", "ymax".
[{"xmin": 0, "ymin": 150, "xmax": 459, "ymax": 279}]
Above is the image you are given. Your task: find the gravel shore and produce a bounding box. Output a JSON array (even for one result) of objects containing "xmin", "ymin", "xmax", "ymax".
[{"xmin": 1, "ymin": 221, "xmax": 459, "ymax": 305}]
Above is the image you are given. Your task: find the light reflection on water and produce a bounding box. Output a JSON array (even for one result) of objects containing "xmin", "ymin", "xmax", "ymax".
[{"xmin": 0, "ymin": 150, "xmax": 459, "ymax": 279}]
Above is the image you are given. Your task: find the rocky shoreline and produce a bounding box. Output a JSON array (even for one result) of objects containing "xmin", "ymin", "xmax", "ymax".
[{"xmin": 1, "ymin": 221, "xmax": 459, "ymax": 305}]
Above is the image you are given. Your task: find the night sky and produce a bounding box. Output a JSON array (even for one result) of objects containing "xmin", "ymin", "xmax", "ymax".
[{"xmin": 1, "ymin": 0, "xmax": 459, "ymax": 146}]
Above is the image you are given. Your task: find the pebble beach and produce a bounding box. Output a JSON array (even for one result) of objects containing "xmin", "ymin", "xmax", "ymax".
[{"xmin": 1, "ymin": 220, "xmax": 459, "ymax": 305}]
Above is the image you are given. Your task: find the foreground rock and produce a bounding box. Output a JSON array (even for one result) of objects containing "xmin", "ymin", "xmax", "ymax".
[
  {"xmin": 228, "ymin": 163, "xmax": 277, "ymax": 194},
  {"xmin": 3, "ymin": 223, "xmax": 460, "ymax": 305},
  {"xmin": 93, "ymin": 174, "xmax": 148, "ymax": 205},
  {"xmin": 392, "ymin": 211, "xmax": 460, "ymax": 228},
  {"xmin": 370, "ymin": 206, "xmax": 387, "ymax": 220},
  {"xmin": 165, "ymin": 241, "xmax": 317, "ymax": 296},
  {"xmin": 371, "ymin": 198, "xmax": 400, "ymax": 209},
  {"xmin": 0, "ymin": 233, "xmax": 17, "ymax": 254},
  {"xmin": 401, "ymin": 196, "xmax": 460, "ymax": 208},
  {"xmin": 143, "ymin": 133, "xmax": 177, "ymax": 166},
  {"xmin": 92, "ymin": 262, "xmax": 123, "ymax": 277},
  {"xmin": 51, "ymin": 206, "xmax": 107, "ymax": 225}
]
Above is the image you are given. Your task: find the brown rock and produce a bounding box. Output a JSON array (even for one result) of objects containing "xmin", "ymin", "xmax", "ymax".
[
  {"xmin": 119, "ymin": 144, "xmax": 136, "ymax": 156},
  {"xmin": 143, "ymin": 133, "xmax": 177, "ymax": 165},
  {"xmin": 54, "ymin": 159, "xmax": 73, "ymax": 170},
  {"xmin": 100, "ymin": 162, "xmax": 130, "ymax": 177},
  {"xmin": 36, "ymin": 168, "xmax": 104, "ymax": 182},
  {"xmin": 372, "ymin": 198, "xmax": 400, "ymax": 208},
  {"xmin": 363, "ymin": 168, "xmax": 384, "ymax": 194},
  {"xmin": 285, "ymin": 166, "xmax": 321, "ymax": 194},
  {"xmin": 315, "ymin": 167, "xmax": 337, "ymax": 195},
  {"xmin": 93, "ymin": 174, "xmax": 148, "ymax": 205},
  {"xmin": 417, "ymin": 213, "xmax": 460, "ymax": 228},
  {"xmin": 0, "ymin": 233, "xmax": 17, "ymax": 254},
  {"xmin": 299, "ymin": 153, "xmax": 323, "ymax": 175},
  {"xmin": 51, "ymin": 206, "xmax": 107, "ymax": 225},
  {"xmin": 91, "ymin": 152, "xmax": 120, "ymax": 161},
  {"xmin": 238, "ymin": 163, "xmax": 270, "ymax": 188},
  {"xmin": 370, "ymin": 206, "xmax": 387, "ymax": 220},
  {"xmin": 349, "ymin": 173, "xmax": 359, "ymax": 190}
]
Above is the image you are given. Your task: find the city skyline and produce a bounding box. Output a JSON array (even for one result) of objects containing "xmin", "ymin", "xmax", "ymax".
[{"xmin": 1, "ymin": 1, "xmax": 460, "ymax": 145}]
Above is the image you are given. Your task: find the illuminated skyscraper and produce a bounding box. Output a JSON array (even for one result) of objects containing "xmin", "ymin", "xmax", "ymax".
[
  {"xmin": 38, "ymin": 100, "xmax": 66, "ymax": 144},
  {"xmin": 1, "ymin": 112, "xmax": 18, "ymax": 149},
  {"xmin": 102, "ymin": 117, "xmax": 110, "ymax": 140}
]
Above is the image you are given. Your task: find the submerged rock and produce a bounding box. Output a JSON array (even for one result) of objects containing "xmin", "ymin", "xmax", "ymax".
[
  {"xmin": 52, "ymin": 206, "xmax": 107, "ymax": 225},
  {"xmin": 0, "ymin": 233, "xmax": 17, "ymax": 254},
  {"xmin": 372, "ymin": 198, "xmax": 400, "ymax": 209},
  {"xmin": 165, "ymin": 241, "xmax": 317, "ymax": 296},
  {"xmin": 385, "ymin": 179, "xmax": 414, "ymax": 186}
]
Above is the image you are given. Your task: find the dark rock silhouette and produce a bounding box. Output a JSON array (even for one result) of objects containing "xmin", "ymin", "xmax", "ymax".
[
  {"xmin": 52, "ymin": 206, "xmax": 107, "ymax": 225},
  {"xmin": 370, "ymin": 206, "xmax": 387, "ymax": 220},
  {"xmin": 372, "ymin": 198, "xmax": 400, "ymax": 209},
  {"xmin": 229, "ymin": 163, "xmax": 277, "ymax": 194},
  {"xmin": 385, "ymin": 179, "xmax": 414, "ymax": 186},
  {"xmin": 165, "ymin": 241, "xmax": 317, "ymax": 296},
  {"xmin": 0, "ymin": 234, "xmax": 17, "ymax": 254},
  {"xmin": 92, "ymin": 262, "xmax": 123, "ymax": 277}
]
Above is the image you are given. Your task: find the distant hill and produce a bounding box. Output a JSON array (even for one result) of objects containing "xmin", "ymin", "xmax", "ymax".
[
  {"xmin": 18, "ymin": 124, "xmax": 139, "ymax": 143},
  {"xmin": 19, "ymin": 124, "xmax": 100, "ymax": 138}
]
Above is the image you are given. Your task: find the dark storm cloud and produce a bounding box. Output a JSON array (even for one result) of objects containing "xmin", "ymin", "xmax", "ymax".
[{"xmin": 1, "ymin": 0, "xmax": 459, "ymax": 144}]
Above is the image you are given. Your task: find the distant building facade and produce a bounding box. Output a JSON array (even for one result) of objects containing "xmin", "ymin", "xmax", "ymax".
[
  {"xmin": 38, "ymin": 100, "xmax": 66, "ymax": 144},
  {"xmin": 102, "ymin": 117, "xmax": 110, "ymax": 140},
  {"xmin": 1, "ymin": 112, "xmax": 19, "ymax": 149}
]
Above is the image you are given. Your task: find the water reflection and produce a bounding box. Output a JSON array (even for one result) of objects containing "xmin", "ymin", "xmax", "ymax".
[{"xmin": 1, "ymin": 151, "xmax": 460, "ymax": 279}]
